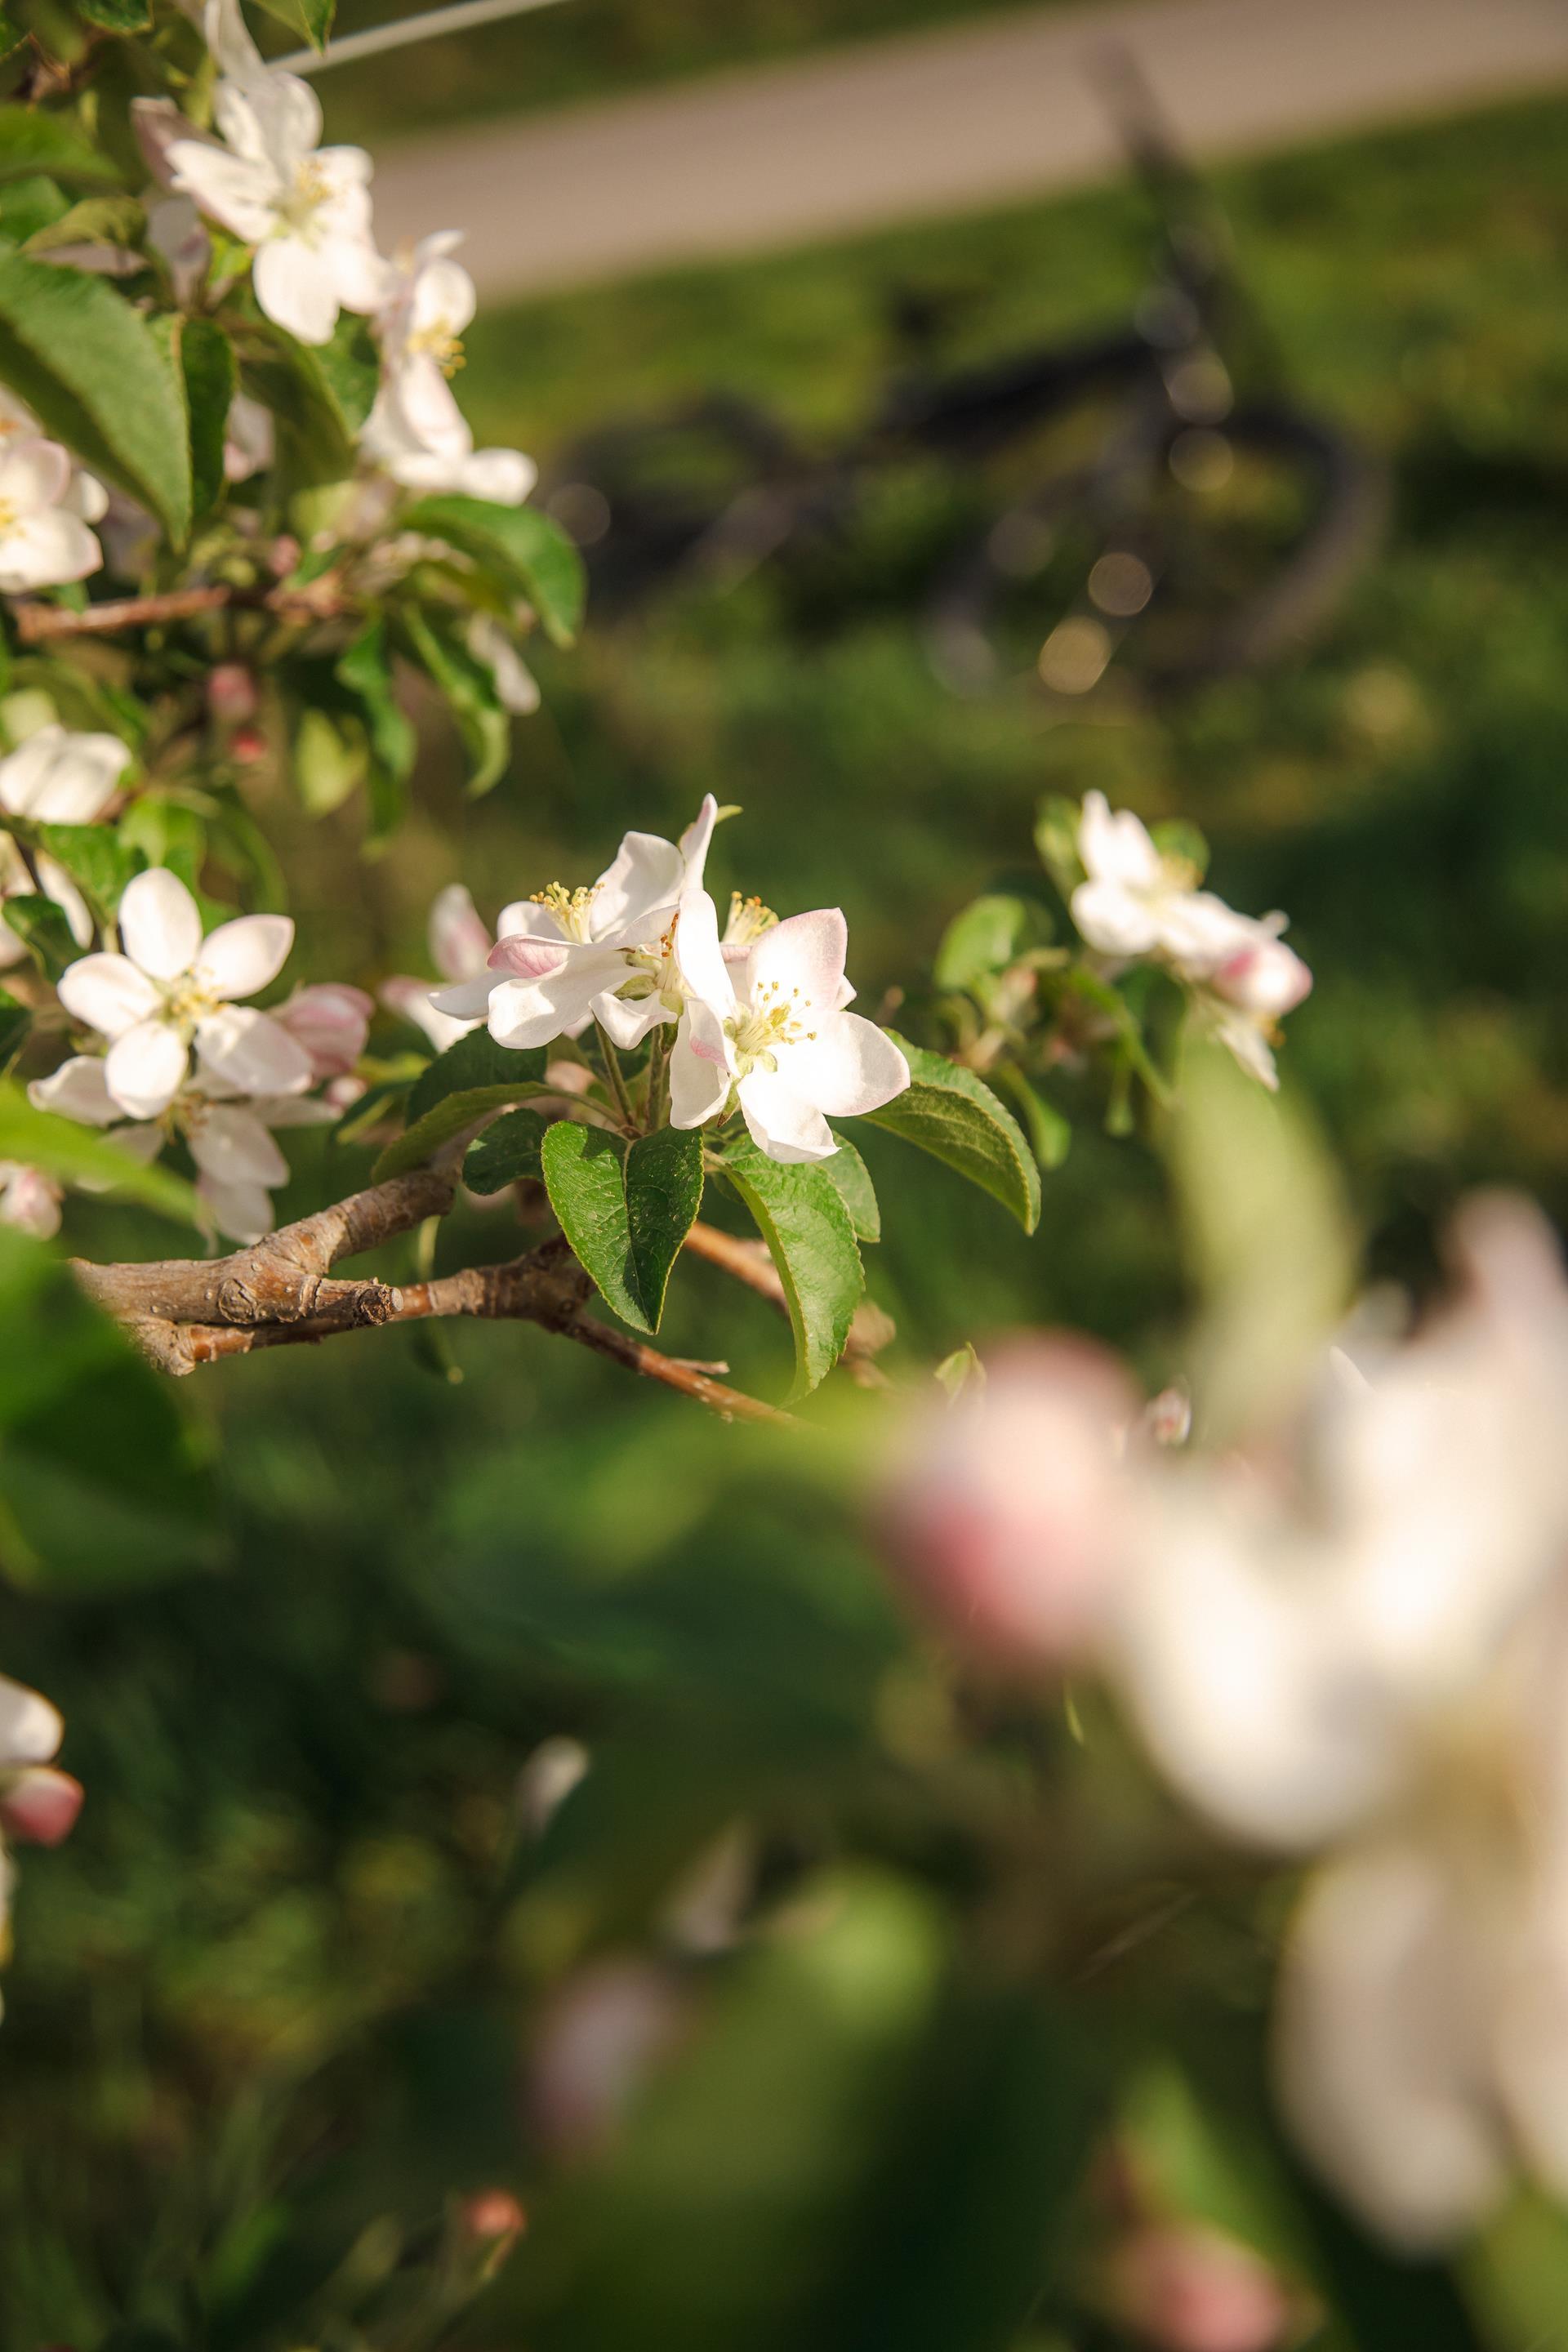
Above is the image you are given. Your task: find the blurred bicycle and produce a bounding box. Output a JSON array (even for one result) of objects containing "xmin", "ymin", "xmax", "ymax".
[{"xmin": 540, "ymin": 47, "xmax": 1386, "ymax": 701}]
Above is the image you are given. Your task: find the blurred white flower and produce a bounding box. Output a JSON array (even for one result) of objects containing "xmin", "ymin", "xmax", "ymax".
[
  {"xmin": 361, "ymin": 234, "xmax": 536, "ymax": 504},
  {"xmin": 381, "ymin": 880, "xmax": 496, "ymax": 1052},
  {"xmin": 164, "ymin": 32, "xmax": 385, "ymax": 346},
  {"xmin": 0, "ymin": 1163, "xmax": 62, "ymax": 1239},
  {"xmin": 0, "ymin": 389, "xmax": 109, "ymax": 539},
  {"xmin": 670, "ymin": 893, "xmax": 909, "ymax": 1163},
  {"xmin": 434, "ymin": 799, "xmax": 719, "ymax": 1054},
  {"xmin": 1070, "ymin": 793, "xmax": 1310, "ymax": 1090},
  {"xmin": 0, "ymin": 435, "xmax": 104, "ymax": 593},
  {"xmin": 57, "ymin": 869, "xmax": 310, "ymax": 1120},
  {"xmin": 1115, "ymin": 1192, "xmax": 1568, "ymax": 2246},
  {"xmin": 467, "ymin": 614, "xmax": 540, "ymax": 715},
  {"xmin": 0, "ymin": 723, "xmax": 131, "ymax": 970},
  {"xmin": 879, "ymin": 1336, "xmax": 1138, "ymax": 1671}
]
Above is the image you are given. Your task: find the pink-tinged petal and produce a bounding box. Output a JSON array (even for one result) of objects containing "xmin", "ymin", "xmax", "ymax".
[
  {"xmin": 0, "ymin": 1765, "xmax": 82, "ymax": 1847},
  {"xmin": 0, "ymin": 508, "xmax": 101, "ymax": 593},
  {"xmin": 0, "ymin": 435, "xmax": 69, "ymax": 511},
  {"xmin": 58, "ymin": 952, "xmax": 160, "ymax": 1040},
  {"xmin": 119, "ymin": 866, "xmax": 203, "ymax": 981},
  {"xmin": 195, "ymin": 911, "xmax": 293, "ymax": 1000},
  {"xmin": 592, "ymin": 989, "xmax": 666, "ymax": 1050},
  {"xmin": 786, "ymin": 1013, "xmax": 909, "ymax": 1119},
  {"xmin": 487, "ymin": 933, "xmax": 570, "ymax": 981},
  {"xmin": 28, "ymin": 1054, "xmax": 118, "ymax": 1125},
  {"xmin": 194, "ymin": 1006, "xmax": 312, "ymax": 1097},
  {"xmin": 428, "ymin": 973, "xmax": 499, "ymax": 1022},
  {"xmin": 737, "ymin": 1068, "xmax": 835, "ymax": 1163},
  {"xmin": 746, "ymin": 908, "xmax": 849, "ymax": 1027},
  {"xmin": 672, "ymin": 889, "xmax": 735, "ymax": 1018},
  {"xmin": 429, "ymin": 883, "xmax": 492, "ymax": 981},
  {"xmin": 197, "ymin": 1172, "xmax": 274, "ymax": 1244},
  {"xmin": 253, "ymin": 236, "xmax": 339, "ymax": 345},
  {"xmin": 0, "ymin": 1673, "xmax": 62, "ymax": 1766},
  {"xmin": 188, "ymin": 1104, "xmax": 289, "ymax": 1188},
  {"xmin": 275, "ymin": 982, "xmax": 372, "ymax": 1077},
  {"xmin": 381, "ymin": 978, "xmax": 476, "ymax": 1053},
  {"xmin": 132, "ymin": 96, "xmax": 198, "ymax": 190},
  {"xmin": 105, "ymin": 1018, "xmax": 188, "ymax": 1118},
  {"xmin": 668, "ymin": 1002, "xmax": 733, "ymax": 1130},
  {"xmin": 0, "ymin": 1163, "xmax": 60, "ymax": 1237}
]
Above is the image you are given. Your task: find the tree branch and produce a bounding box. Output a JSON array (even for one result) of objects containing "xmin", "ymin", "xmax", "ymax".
[
  {"xmin": 12, "ymin": 577, "xmax": 342, "ymax": 644},
  {"xmin": 69, "ymin": 1176, "xmax": 795, "ymax": 1427},
  {"xmin": 683, "ymin": 1218, "xmax": 895, "ymax": 1382}
]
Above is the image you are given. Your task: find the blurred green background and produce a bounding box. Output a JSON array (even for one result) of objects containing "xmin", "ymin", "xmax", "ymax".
[{"xmin": 5, "ymin": 34, "xmax": 1568, "ymax": 2347}]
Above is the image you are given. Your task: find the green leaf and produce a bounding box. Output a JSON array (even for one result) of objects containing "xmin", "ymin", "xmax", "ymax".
[
  {"xmin": 336, "ymin": 616, "xmax": 416, "ymax": 819},
  {"xmin": 0, "ymin": 986, "xmax": 29, "ymax": 1070},
  {"xmin": 7, "ymin": 815, "xmax": 137, "ymax": 924},
  {"xmin": 21, "ymin": 192, "xmax": 144, "ymax": 254},
  {"xmin": 292, "ymin": 704, "xmax": 368, "ymax": 816},
  {"xmin": 177, "ymin": 314, "xmax": 237, "ymax": 518},
  {"xmin": 1150, "ymin": 815, "xmax": 1210, "ymax": 880},
  {"xmin": 399, "ymin": 493, "xmax": 586, "ymax": 647},
  {"xmin": 117, "ymin": 794, "xmax": 206, "ymax": 894},
  {"xmin": 401, "ymin": 604, "xmax": 509, "ymax": 797},
  {"xmin": 0, "ymin": 1079, "xmax": 200, "ymax": 1224},
  {"xmin": 75, "ymin": 0, "xmax": 154, "ymax": 25},
  {"xmin": 819, "ymin": 1133, "xmax": 880, "ymax": 1241},
  {"xmin": 0, "ymin": 177, "xmax": 72, "ymax": 243},
  {"xmin": 719, "ymin": 1135, "xmax": 864, "ymax": 1399},
  {"xmin": 463, "ymin": 1103, "xmax": 550, "ymax": 1195},
  {"xmin": 2, "ymin": 892, "xmax": 76, "ymax": 978},
  {"xmin": 0, "ymin": 111, "xmax": 122, "ymax": 188},
  {"xmin": 996, "ymin": 1064, "xmax": 1071, "ymax": 1170},
  {"xmin": 372, "ymin": 1027, "xmax": 551, "ymax": 1181},
  {"xmin": 309, "ymin": 305, "xmax": 378, "ymax": 430},
  {"xmin": 625, "ymin": 1122, "xmax": 704, "ymax": 1330},
  {"xmin": 933, "ymin": 893, "xmax": 1037, "ymax": 991},
  {"xmin": 251, "ymin": 0, "xmax": 334, "ymax": 51},
  {"xmin": 861, "ymin": 1034, "xmax": 1040, "ymax": 1234},
  {"xmin": 539, "ymin": 1120, "xmax": 702, "ymax": 1335},
  {"xmin": 1034, "ymin": 793, "xmax": 1085, "ymax": 902},
  {"xmin": 0, "ymin": 251, "xmax": 190, "ymax": 541}
]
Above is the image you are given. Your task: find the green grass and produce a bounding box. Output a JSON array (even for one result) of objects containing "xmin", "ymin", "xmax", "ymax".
[{"xmin": 6, "ymin": 90, "xmax": 1568, "ymax": 2345}]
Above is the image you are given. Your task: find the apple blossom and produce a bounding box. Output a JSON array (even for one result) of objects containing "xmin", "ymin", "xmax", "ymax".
[
  {"xmin": 163, "ymin": 33, "xmax": 385, "ymax": 348},
  {"xmin": 668, "ymin": 891, "xmax": 910, "ymax": 1162},
  {"xmin": 0, "ymin": 389, "xmax": 109, "ymax": 538},
  {"xmin": 0, "ymin": 1671, "xmax": 79, "ymax": 1997},
  {"xmin": 274, "ymin": 982, "xmax": 374, "ymax": 1080},
  {"xmin": 1113, "ymin": 1193, "xmax": 1568, "ymax": 2245},
  {"xmin": 361, "ymin": 234, "xmax": 537, "ymax": 505},
  {"xmin": 382, "ymin": 881, "xmax": 495, "ymax": 1052},
  {"xmin": 878, "ymin": 1337, "xmax": 1138, "ymax": 1672},
  {"xmin": 0, "ymin": 723, "xmax": 131, "ymax": 969},
  {"xmin": 432, "ymin": 799, "xmax": 719, "ymax": 1054},
  {"xmin": 0, "ymin": 1162, "xmax": 62, "ymax": 1239},
  {"xmin": 0, "ymin": 434, "xmax": 104, "ymax": 594},
  {"xmin": 57, "ymin": 869, "xmax": 310, "ymax": 1121}
]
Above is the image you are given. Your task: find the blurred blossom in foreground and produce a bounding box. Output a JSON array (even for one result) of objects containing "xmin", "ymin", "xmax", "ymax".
[
  {"xmin": 878, "ymin": 1337, "xmax": 1138, "ymax": 1673},
  {"xmin": 381, "ymin": 882, "xmax": 494, "ymax": 1053},
  {"xmin": 0, "ymin": 1162, "xmax": 63, "ymax": 1239},
  {"xmin": 528, "ymin": 1957, "xmax": 691, "ymax": 2163},
  {"xmin": 1116, "ymin": 1193, "xmax": 1568, "ymax": 2246},
  {"xmin": 0, "ymin": 1672, "xmax": 81, "ymax": 2007},
  {"xmin": 1109, "ymin": 2223, "xmax": 1291, "ymax": 2352}
]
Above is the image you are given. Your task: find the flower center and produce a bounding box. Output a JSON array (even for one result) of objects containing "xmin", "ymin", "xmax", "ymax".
[
  {"xmin": 724, "ymin": 893, "xmax": 777, "ymax": 950},
  {"xmin": 408, "ymin": 317, "xmax": 466, "ymax": 377},
  {"xmin": 531, "ymin": 881, "xmax": 601, "ymax": 943},
  {"xmin": 622, "ymin": 915, "xmax": 684, "ymax": 1011},
  {"xmin": 276, "ymin": 158, "xmax": 332, "ymax": 239},
  {"xmin": 725, "ymin": 977, "xmax": 817, "ymax": 1077},
  {"xmin": 0, "ymin": 498, "xmax": 18, "ymax": 537},
  {"xmin": 160, "ymin": 978, "xmax": 221, "ymax": 1035}
]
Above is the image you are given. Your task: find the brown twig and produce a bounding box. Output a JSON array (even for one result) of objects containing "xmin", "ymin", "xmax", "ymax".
[
  {"xmin": 12, "ymin": 578, "xmax": 342, "ymax": 644},
  {"xmin": 69, "ymin": 1177, "xmax": 795, "ymax": 1426}
]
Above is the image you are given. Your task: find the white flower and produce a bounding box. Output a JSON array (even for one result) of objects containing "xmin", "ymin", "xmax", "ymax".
[
  {"xmin": 0, "ymin": 435, "xmax": 103, "ymax": 594},
  {"xmin": 164, "ymin": 38, "xmax": 385, "ymax": 347},
  {"xmin": 381, "ymin": 881, "xmax": 496, "ymax": 1053},
  {"xmin": 0, "ymin": 723, "xmax": 131, "ymax": 969},
  {"xmin": 56, "ymin": 869, "xmax": 310, "ymax": 1120},
  {"xmin": 1114, "ymin": 1193, "xmax": 1568, "ymax": 2247},
  {"xmin": 0, "ymin": 1670, "xmax": 79, "ymax": 1998},
  {"xmin": 432, "ymin": 799, "xmax": 719, "ymax": 1054},
  {"xmin": 0, "ymin": 1163, "xmax": 61, "ymax": 1238},
  {"xmin": 1069, "ymin": 792, "xmax": 1311, "ymax": 1089},
  {"xmin": 361, "ymin": 234, "xmax": 536, "ymax": 504},
  {"xmin": 467, "ymin": 614, "xmax": 540, "ymax": 716},
  {"xmin": 669, "ymin": 893, "xmax": 910, "ymax": 1162},
  {"xmin": 0, "ymin": 389, "xmax": 109, "ymax": 535},
  {"xmin": 30, "ymin": 1049, "xmax": 332, "ymax": 1241}
]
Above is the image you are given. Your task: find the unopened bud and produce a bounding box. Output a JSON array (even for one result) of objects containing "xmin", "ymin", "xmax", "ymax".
[
  {"xmin": 878, "ymin": 1336, "xmax": 1138, "ymax": 1673},
  {"xmin": 277, "ymin": 982, "xmax": 374, "ymax": 1080},
  {"xmin": 1111, "ymin": 2223, "xmax": 1290, "ymax": 2352},
  {"xmin": 461, "ymin": 2188, "xmax": 527, "ymax": 2243},
  {"xmin": 1210, "ymin": 934, "xmax": 1311, "ymax": 1020},
  {"xmin": 0, "ymin": 1765, "xmax": 82, "ymax": 1848},
  {"xmin": 207, "ymin": 663, "xmax": 258, "ymax": 726},
  {"xmin": 268, "ymin": 534, "xmax": 301, "ymax": 579},
  {"xmin": 230, "ymin": 726, "xmax": 267, "ymax": 766}
]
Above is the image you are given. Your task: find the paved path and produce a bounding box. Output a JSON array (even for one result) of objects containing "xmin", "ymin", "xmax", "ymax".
[{"xmin": 369, "ymin": 0, "xmax": 1568, "ymax": 301}]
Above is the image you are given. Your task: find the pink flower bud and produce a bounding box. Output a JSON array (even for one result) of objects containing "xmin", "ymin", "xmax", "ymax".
[
  {"xmin": 268, "ymin": 534, "xmax": 301, "ymax": 579},
  {"xmin": 428, "ymin": 883, "xmax": 494, "ymax": 983},
  {"xmin": 207, "ymin": 663, "xmax": 258, "ymax": 725},
  {"xmin": 0, "ymin": 1162, "xmax": 62, "ymax": 1240},
  {"xmin": 0, "ymin": 1765, "xmax": 83, "ymax": 1848},
  {"xmin": 230, "ymin": 726, "xmax": 267, "ymax": 767},
  {"xmin": 461, "ymin": 2189, "xmax": 528, "ymax": 2243},
  {"xmin": 878, "ymin": 1336, "xmax": 1138, "ymax": 1673},
  {"xmin": 1111, "ymin": 2224, "xmax": 1290, "ymax": 2352},
  {"xmin": 1210, "ymin": 935, "xmax": 1312, "ymax": 1020},
  {"xmin": 277, "ymin": 983, "xmax": 374, "ymax": 1080}
]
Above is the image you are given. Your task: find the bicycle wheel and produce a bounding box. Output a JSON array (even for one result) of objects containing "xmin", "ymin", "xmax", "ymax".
[
  {"xmin": 924, "ymin": 403, "xmax": 1387, "ymax": 698},
  {"xmin": 537, "ymin": 397, "xmax": 806, "ymax": 619}
]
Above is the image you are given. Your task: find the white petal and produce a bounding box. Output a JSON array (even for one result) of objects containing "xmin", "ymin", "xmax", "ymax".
[
  {"xmin": 487, "ymin": 948, "xmax": 629, "ymax": 1052},
  {"xmin": 0, "ymin": 508, "xmax": 100, "ymax": 593},
  {"xmin": 746, "ymin": 908, "xmax": 848, "ymax": 1027},
  {"xmin": 668, "ymin": 1001, "xmax": 733, "ymax": 1129},
  {"xmin": 57, "ymin": 951, "xmax": 160, "ymax": 1039},
  {"xmin": 677, "ymin": 795, "xmax": 719, "ymax": 893},
  {"xmin": 429, "ymin": 883, "xmax": 492, "ymax": 982},
  {"xmin": 0, "ymin": 726, "xmax": 127, "ymax": 822},
  {"xmin": 458, "ymin": 448, "xmax": 537, "ymax": 506},
  {"xmin": 381, "ymin": 977, "xmax": 476, "ymax": 1053},
  {"xmin": 194, "ymin": 1005, "xmax": 313, "ymax": 1097},
  {"xmin": 65, "ymin": 470, "xmax": 109, "ymax": 524},
  {"xmin": 253, "ymin": 235, "xmax": 340, "ymax": 345},
  {"xmin": 119, "ymin": 867, "xmax": 203, "ymax": 981},
  {"xmin": 1069, "ymin": 878, "xmax": 1161, "ymax": 959},
  {"xmin": 197, "ymin": 1172, "xmax": 274, "ymax": 1244},
  {"xmin": 428, "ymin": 973, "xmax": 500, "ymax": 1022},
  {"xmin": 105, "ymin": 1018, "xmax": 189, "ymax": 1118},
  {"xmin": 672, "ymin": 889, "xmax": 735, "ymax": 1018},
  {"xmin": 195, "ymin": 911, "xmax": 293, "ymax": 1000},
  {"xmin": 1276, "ymin": 1843, "xmax": 1508, "ymax": 2248},
  {"xmin": 786, "ymin": 1013, "xmax": 909, "ymax": 1119},
  {"xmin": 188, "ymin": 1103, "xmax": 289, "ymax": 1187},
  {"xmin": 0, "ymin": 435, "xmax": 69, "ymax": 511},
  {"xmin": 737, "ymin": 1069, "xmax": 836, "ymax": 1163},
  {"xmin": 593, "ymin": 829, "xmax": 685, "ymax": 942},
  {"xmin": 1079, "ymin": 791, "xmax": 1161, "ymax": 890},
  {"xmin": 0, "ymin": 1673, "xmax": 62, "ymax": 1766},
  {"xmin": 593, "ymin": 989, "xmax": 668, "ymax": 1050},
  {"xmin": 167, "ymin": 140, "xmax": 277, "ymax": 243},
  {"xmin": 28, "ymin": 1054, "xmax": 119, "ymax": 1125},
  {"xmin": 35, "ymin": 857, "xmax": 94, "ymax": 949}
]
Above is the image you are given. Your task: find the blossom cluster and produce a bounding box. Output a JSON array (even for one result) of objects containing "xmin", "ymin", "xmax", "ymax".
[{"xmin": 882, "ymin": 1193, "xmax": 1568, "ymax": 2250}]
